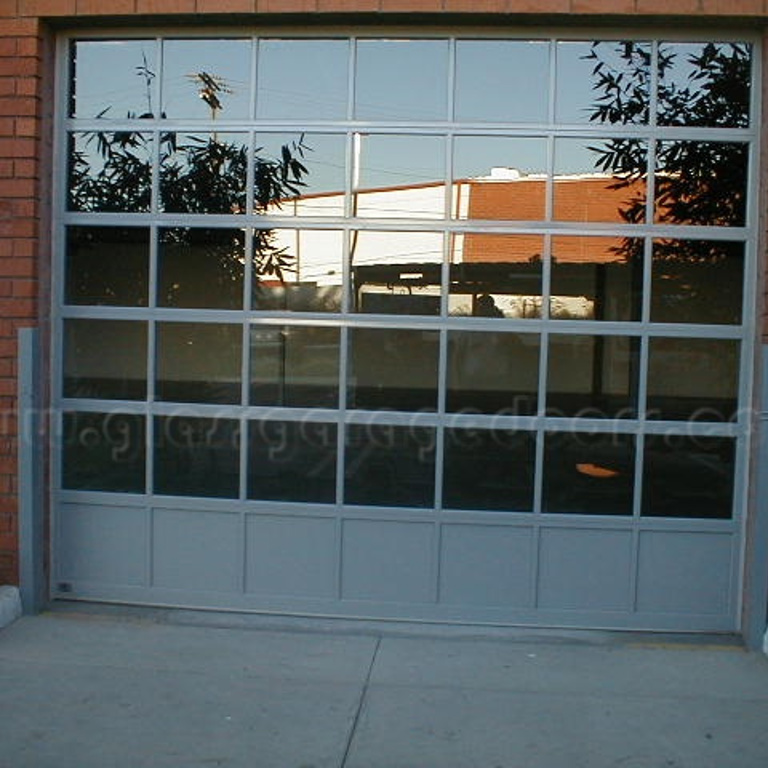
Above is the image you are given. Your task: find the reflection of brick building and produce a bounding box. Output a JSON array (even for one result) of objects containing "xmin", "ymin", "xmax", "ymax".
[{"xmin": 461, "ymin": 174, "xmax": 645, "ymax": 264}]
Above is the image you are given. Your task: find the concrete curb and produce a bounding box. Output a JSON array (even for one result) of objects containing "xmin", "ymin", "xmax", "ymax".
[{"xmin": 0, "ymin": 586, "xmax": 22, "ymax": 630}]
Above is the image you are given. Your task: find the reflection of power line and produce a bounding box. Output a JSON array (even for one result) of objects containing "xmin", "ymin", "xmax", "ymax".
[
  {"xmin": 355, "ymin": 249, "xmax": 443, "ymax": 263},
  {"xmin": 255, "ymin": 85, "xmax": 348, "ymax": 112}
]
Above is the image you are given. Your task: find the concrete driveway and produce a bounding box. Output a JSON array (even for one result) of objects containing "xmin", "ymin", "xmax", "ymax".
[{"xmin": 1, "ymin": 605, "xmax": 767, "ymax": 768}]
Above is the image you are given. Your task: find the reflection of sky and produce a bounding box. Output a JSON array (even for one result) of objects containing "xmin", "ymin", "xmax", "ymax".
[
  {"xmin": 71, "ymin": 40, "xmax": 158, "ymax": 117},
  {"xmin": 256, "ymin": 132, "xmax": 346, "ymax": 196},
  {"xmin": 359, "ymin": 134, "xmax": 445, "ymax": 189},
  {"xmin": 455, "ymin": 40, "xmax": 549, "ymax": 123},
  {"xmin": 70, "ymin": 37, "xmax": 746, "ymax": 198},
  {"xmin": 454, "ymin": 136, "xmax": 547, "ymax": 178},
  {"xmin": 354, "ymin": 40, "xmax": 449, "ymax": 121},
  {"xmin": 257, "ymin": 39, "xmax": 349, "ymax": 120},
  {"xmin": 162, "ymin": 39, "xmax": 252, "ymax": 119},
  {"xmin": 555, "ymin": 41, "xmax": 651, "ymax": 124}
]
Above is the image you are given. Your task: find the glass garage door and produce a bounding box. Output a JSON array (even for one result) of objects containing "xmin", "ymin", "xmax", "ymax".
[{"xmin": 53, "ymin": 32, "xmax": 759, "ymax": 630}]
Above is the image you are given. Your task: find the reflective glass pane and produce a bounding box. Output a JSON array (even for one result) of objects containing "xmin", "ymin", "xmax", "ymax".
[
  {"xmin": 62, "ymin": 412, "xmax": 145, "ymax": 493},
  {"xmin": 156, "ymin": 323, "xmax": 242, "ymax": 404},
  {"xmin": 547, "ymin": 335, "xmax": 640, "ymax": 418},
  {"xmin": 555, "ymin": 41, "xmax": 651, "ymax": 125},
  {"xmin": 550, "ymin": 236, "xmax": 643, "ymax": 321},
  {"xmin": 449, "ymin": 234, "xmax": 543, "ymax": 319},
  {"xmin": 160, "ymin": 132, "xmax": 248, "ymax": 214},
  {"xmin": 161, "ymin": 39, "xmax": 252, "ymax": 119},
  {"xmin": 248, "ymin": 421, "xmax": 337, "ymax": 502},
  {"xmin": 344, "ymin": 424, "xmax": 435, "ymax": 507},
  {"xmin": 354, "ymin": 39, "xmax": 449, "ymax": 121},
  {"xmin": 554, "ymin": 138, "xmax": 647, "ymax": 224},
  {"xmin": 447, "ymin": 331, "xmax": 539, "ymax": 415},
  {"xmin": 64, "ymin": 320, "xmax": 147, "ymax": 400},
  {"xmin": 651, "ymin": 240, "xmax": 744, "ymax": 325},
  {"xmin": 348, "ymin": 328, "xmax": 439, "ymax": 411},
  {"xmin": 443, "ymin": 428, "xmax": 535, "ymax": 511},
  {"xmin": 643, "ymin": 435, "xmax": 735, "ymax": 519},
  {"xmin": 252, "ymin": 229, "xmax": 343, "ymax": 312},
  {"xmin": 455, "ymin": 40, "xmax": 549, "ymax": 123},
  {"xmin": 453, "ymin": 136, "xmax": 547, "ymax": 221},
  {"xmin": 154, "ymin": 416, "xmax": 240, "ymax": 498},
  {"xmin": 256, "ymin": 133, "xmax": 346, "ymax": 216},
  {"xmin": 351, "ymin": 231, "xmax": 443, "ymax": 315},
  {"xmin": 250, "ymin": 325, "xmax": 340, "ymax": 407},
  {"xmin": 655, "ymin": 141, "xmax": 747, "ymax": 227},
  {"xmin": 65, "ymin": 226, "xmax": 149, "ymax": 307},
  {"xmin": 70, "ymin": 39, "xmax": 158, "ymax": 119},
  {"xmin": 68, "ymin": 132, "xmax": 152, "ymax": 213},
  {"xmin": 543, "ymin": 432, "xmax": 635, "ymax": 515},
  {"xmin": 658, "ymin": 42, "xmax": 751, "ymax": 128},
  {"xmin": 158, "ymin": 228, "xmax": 244, "ymax": 309},
  {"xmin": 647, "ymin": 338, "xmax": 739, "ymax": 422},
  {"xmin": 257, "ymin": 39, "xmax": 349, "ymax": 120},
  {"xmin": 354, "ymin": 134, "xmax": 445, "ymax": 219}
]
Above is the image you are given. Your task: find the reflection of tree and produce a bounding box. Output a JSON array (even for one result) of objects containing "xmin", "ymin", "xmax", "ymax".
[
  {"xmin": 68, "ymin": 63, "xmax": 309, "ymax": 286},
  {"xmin": 586, "ymin": 42, "xmax": 750, "ymax": 263}
]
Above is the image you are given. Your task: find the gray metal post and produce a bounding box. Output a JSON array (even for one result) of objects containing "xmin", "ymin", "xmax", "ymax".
[
  {"xmin": 18, "ymin": 327, "xmax": 45, "ymax": 614},
  {"xmin": 744, "ymin": 345, "xmax": 768, "ymax": 650}
]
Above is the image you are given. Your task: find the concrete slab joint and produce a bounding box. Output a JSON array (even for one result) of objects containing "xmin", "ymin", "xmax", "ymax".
[{"xmin": 0, "ymin": 586, "xmax": 22, "ymax": 630}]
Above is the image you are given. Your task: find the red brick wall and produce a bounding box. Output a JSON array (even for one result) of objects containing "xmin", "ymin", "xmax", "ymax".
[{"xmin": 0, "ymin": 0, "xmax": 766, "ymax": 587}]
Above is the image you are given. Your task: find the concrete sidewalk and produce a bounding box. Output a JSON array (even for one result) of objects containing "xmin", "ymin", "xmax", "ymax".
[{"xmin": 1, "ymin": 606, "xmax": 767, "ymax": 768}]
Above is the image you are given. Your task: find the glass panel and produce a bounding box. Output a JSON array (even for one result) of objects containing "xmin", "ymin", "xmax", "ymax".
[
  {"xmin": 63, "ymin": 320, "xmax": 147, "ymax": 400},
  {"xmin": 452, "ymin": 136, "xmax": 547, "ymax": 221},
  {"xmin": 68, "ymin": 132, "xmax": 152, "ymax": 213},
  {"xmin": 651, "ymin": 240, "xmax": 744, "ymax": 325},
  {"xmin": 160, "ymin": 132, "xmax": 248, "ymax": 214},
  {"xmin": 351, "ymin": 231, "xmax": 443, "ymax": 315},
  {"xmin": 252, "ymin": 229, "xmax": 344, "ymax": 312},
  {"xmin": 447, "ymin": 331, "xmax": 539, "ymax": 415},
  {"xmin": 354, "ymin": 39, "xmax": 449, "ymax": 121},
  {"xmin": 555, "ymin": 41, "xmax": 651, "ymax": 125},
  {"xmin": 250, "ymin": 325, "xmax": 340, "ymax": 407},
  {"xmin": 158, "ymin": 228, "xmax": 245, "ymax": 310},
  {"xmin": 62, "ymin": 412, "xmax": 145, "ymax": 493},
  {"xmin": 248, "ymin": 420, "xmax": 337, "ymax": 503},
  {"xmin": 642, "ymin": 435, "xmax": 735, "ymax": 519},
  {"xmin": 455, "ymin": 40, "xmax": 549, "ymax": 123},
  {"xmin": 156, "ymin": 322, "xmax": 242, "ymax": 404},
  {"xmin": 70, "ymin": 39, "xmax": 158, "ymax": 119},
  {"xmin": 256, "ymin": 133, "xmax": 346, "ymax": 216},
  {"xmin": 348, "ymin": 327, "xmax": 439, "ymax": 411},
  {"xmin": 344, "ymin": 424, "xmax": 436, "ymax": 507},
  {"xmin": 550, "ymin": 236, "xmax": 643, "ymax": 321},
  {"xmin": 154, "ymin": 416, "xmax": 240, "ymax": 498},
  {"xmin": 443, "ymin": 428, "xmax": 535, "ymax": 512},
  {"xmin": 543, "ymin": 432, "xmax": 635, "ymax": 515},
  {"xmin": 354, "ymin": 134, "xmax": 445, "ymax": 219},
  {"xmin": 449, "ymin": 234, "xmax": 543, "ymax": 319},
  {"xmin": 547, "ymin": 335, "xmax": 639, "ymax": 418},
  {"xmin": 554, "ymin": 138, "xmax": 647, "ymax": 224},
  {"xmin": 657, "ymin": 42, "xmax": 751, "ymax": 128},
  {"xmin": 655, "ymin": 141, "xmax": 747, "ymax": 227},
  {"xmin": 647, "ymin": 338, "xmax": 739, "ymax": 422},
  {"xmin": 257, "ymin": 39, "xmax": 349, "ymax": 120},
  {"xmin": 65, "ymin": 226, "xmax": 149, "ymax": 306},
  {"xmin": 161, "ymin": 39, "xmax": 252, "ymax": 119}
]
